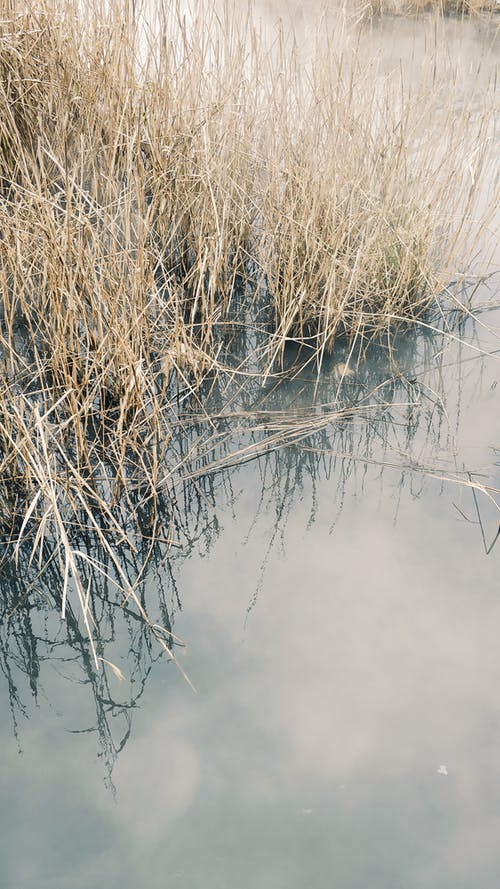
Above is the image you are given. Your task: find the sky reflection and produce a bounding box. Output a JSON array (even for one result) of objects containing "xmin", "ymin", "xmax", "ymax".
[{"xmin": 2, "ymin": 292, "xmax": 500, "ymax": 886}]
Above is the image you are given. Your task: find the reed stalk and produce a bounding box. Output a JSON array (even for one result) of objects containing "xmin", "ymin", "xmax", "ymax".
[{"xmin": 0, "ymin": 0, "xmax": 497, "ymax": 672}]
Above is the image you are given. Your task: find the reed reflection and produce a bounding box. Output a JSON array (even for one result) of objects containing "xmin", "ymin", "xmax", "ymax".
[{"xmin": 3, "ymin": 304, "xmax": 495, "ymax": 784}]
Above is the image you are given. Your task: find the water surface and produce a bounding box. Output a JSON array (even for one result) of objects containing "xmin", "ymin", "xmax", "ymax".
[{"xmin": 1, "ymin": 10, "xmax": 499, "ymax": 889}]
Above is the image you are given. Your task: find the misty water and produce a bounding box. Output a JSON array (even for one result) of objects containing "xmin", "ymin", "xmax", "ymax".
[
  {"xmin": 2, "ymin": 282, "xmax": 499, "ymax": 889},
  {"xmin": 1, "ymin": 11, "xmax": 499, "ymax": 889}
]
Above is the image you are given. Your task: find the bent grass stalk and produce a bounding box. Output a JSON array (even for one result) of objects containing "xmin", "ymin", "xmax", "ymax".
[{"xmin": 0, "ymin": 0, "xmax": 497, "ymax": 676}]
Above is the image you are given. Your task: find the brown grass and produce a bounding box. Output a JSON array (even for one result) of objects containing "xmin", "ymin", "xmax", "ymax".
[
  {"xmin": 0, "ymin": 0, "xmax": 497, "ymax": 671},
  {"xmin": 355, "ymin": 0, "xmax": 499, "ymax": 16}
]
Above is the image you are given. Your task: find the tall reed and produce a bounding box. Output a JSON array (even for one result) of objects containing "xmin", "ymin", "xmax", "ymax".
[{"xmin": 0, "ymin": 0, "xmax": 497, "ymax": 670}]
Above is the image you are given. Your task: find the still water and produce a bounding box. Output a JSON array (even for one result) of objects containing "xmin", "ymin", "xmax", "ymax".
[
  {"xmin": 1, "ymin": 12, "xmax": 500, "ymax": 889},
  {"xmin": 1, "ymin": 289, "xmax": 499, "ymax": 889}
]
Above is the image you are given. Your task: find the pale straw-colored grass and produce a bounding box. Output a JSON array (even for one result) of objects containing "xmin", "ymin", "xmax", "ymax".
[
  {"xmin": 360, "ymin": 0, "xmax": 499, "ymax": 14},
  {"xmin": 0, "ymin": 0, "xmax": 497, "ymax": 673}
]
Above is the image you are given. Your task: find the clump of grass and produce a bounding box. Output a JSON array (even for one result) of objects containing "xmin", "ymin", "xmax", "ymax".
[
  {"xmin": 356, "ymin": 0, "xmax": 499, "ymax": 16},
  {"xmin": 258, "ymin": 19, "xmax": 496, "ymax": 367},
  {"xmin": 0, "ymin": 0, "xmax": 497, "ymax": 670}
]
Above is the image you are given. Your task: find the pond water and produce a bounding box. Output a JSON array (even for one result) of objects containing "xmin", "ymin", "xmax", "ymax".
[
  {"xmin": 1, "ymin": 284, "xmax": 499, "ymax": 889},
  {"xmin": 1, "ymin": 11, "xmax": 500, "ymax": 889}
]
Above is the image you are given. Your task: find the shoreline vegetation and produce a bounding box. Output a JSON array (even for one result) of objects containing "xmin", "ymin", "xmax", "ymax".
[
  {"xmin": 0, "ymin": 0, "xmax": 498, "ymax": 674},
  {"xmin": 356, "ymin": 0, "xmax": 499, "ymax": 14}
]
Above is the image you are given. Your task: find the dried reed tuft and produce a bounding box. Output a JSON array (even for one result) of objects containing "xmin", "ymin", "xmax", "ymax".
[
  {"xmin": 0, "ymin": 0, "xmax": 497, "ymax": 671},
  {"xmin": 355, "ymin": 0, "xmax": 499, "ymax": 17}
]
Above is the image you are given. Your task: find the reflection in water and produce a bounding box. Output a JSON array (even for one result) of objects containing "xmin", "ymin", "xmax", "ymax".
[
  {"xmin": 0, "ymin": 293, "xmax": 499, "ymax": 887},
  {"xmin": 0, "ymin": 474, "xmax": 222, "ymax": 787},
  {"xmin": 1, "ymin": 294, "xmax": 498, "ymax": 790},
  {"xmin": 0, "ymin": 5, "xmax": 499, "ymax": 885}
]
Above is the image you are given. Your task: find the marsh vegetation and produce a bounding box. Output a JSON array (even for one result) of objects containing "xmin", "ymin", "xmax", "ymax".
[
  {"xmin": 357, "ymin": 0, "xmax": 499, "ymax": 15},
  {"xmin": 0, "ymin": 0, "xmax": 498, "ymax": 672}
]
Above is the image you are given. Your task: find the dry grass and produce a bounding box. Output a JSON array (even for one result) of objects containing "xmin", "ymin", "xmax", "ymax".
[
  {"xmin": 356, "ymin": 0, "xmax": 499, "ymax": 16},
  {"xmin": 0, "ymin": 0, "xmax": 497, "ymax": 671},
  {"xmin": 258, "ymin": 22, "xmax": 496, "ymax": 366}
]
